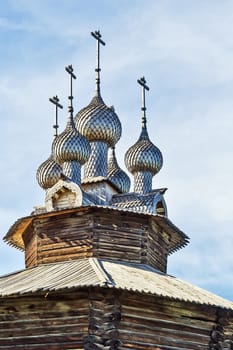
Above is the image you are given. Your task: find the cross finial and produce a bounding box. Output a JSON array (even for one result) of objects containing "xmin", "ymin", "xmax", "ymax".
[
  {"xmin": 49, "ymin": 95, "xmax": 63, "ymax": 137},
  {"xmin": 137, "ymin": 77, "xmax": 149, "ymax": 128},
  {"xmin": 65, "ymin": 65, "xmax": 76, "ymax": 116},
  {"xmin": 91, "ymin": 30, "xmax": 105, "ymax": 95}
]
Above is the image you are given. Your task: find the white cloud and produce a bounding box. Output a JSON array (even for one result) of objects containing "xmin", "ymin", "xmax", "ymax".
[{"xmin": 0, "ymin": 0, "xmax": 232, "ymax": 300}]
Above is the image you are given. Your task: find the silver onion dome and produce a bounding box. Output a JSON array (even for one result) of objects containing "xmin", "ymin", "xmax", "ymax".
[
  {"xmin": 52, "ymin": 115, "xmax": 91, "ymax": 165},
  {"xmin": 75, "ymin": 31, "xmax": 122, "ymax": 180},
  {"xmin": 125, "ymin": 126, "xmax": 163, "ymax": 175},
  {"xmin": 75, "ymin": 94, "xmax": 122, "ymax": 147},
  {"xmin": 125, "ymin": 77, "xmax": 163, "ymax": 194},
  {"xmin": 36, "ymin": 155, "xmax": 62, "ymax": 190},
  {"xmin": 108, "ymin": 147, "xmax": 131, "ymax": 193},
  {"xmin": 36, "ymin": 95, "xmax": 63, "ymax": 190},
  {"xmin": 51, "ymin": 64, "xmax": 91, "ymax": 185},
  {"xmin": 76, "ymin": 31, "xmax": 122, "ymax": 147}
]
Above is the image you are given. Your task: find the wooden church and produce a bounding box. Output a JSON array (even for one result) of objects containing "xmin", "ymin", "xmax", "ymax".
[{"xmin": 1, "ymin": 31, "xmax": 233, "ymax": 350}]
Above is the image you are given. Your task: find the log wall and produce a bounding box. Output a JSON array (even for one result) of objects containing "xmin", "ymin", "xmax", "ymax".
[
  {"xmin": 0, "ymin": 291, "xmax": 89, "ymax": 349},
  {"xmin": 23, "ymin": 208, "xmax": 169, "ymax": 272},
  {"xmin": 119, "ymin": 292, "xmax": 221, "ymax": 350},
  {"xmin": 0, "ymin": 288, "xmax": 232, "ymax": 349}
]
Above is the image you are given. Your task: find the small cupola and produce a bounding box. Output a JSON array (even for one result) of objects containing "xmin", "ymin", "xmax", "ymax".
[
  {"xmin": 125, "ymin": 77, "xmax": 163, "ymax": 194},
  {"xmin": 52, "ymin": 65, "xmax": 91, "ymax": 185},
  {"xmin": 36, "ymin": 155, "xmax": 62, "ymax": 190},
  {"xmin": 36, "ymin": 95, "xmax": 63, "ymax": 190},
  {"xmin": 107, "ymin": 147, "xmax": 131, "ymax": 193}
]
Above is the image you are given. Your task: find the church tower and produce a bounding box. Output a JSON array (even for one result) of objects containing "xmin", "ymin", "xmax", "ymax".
[{"xmin": 1, "ymin": 31, "xmax": 233, "ymax": 350}]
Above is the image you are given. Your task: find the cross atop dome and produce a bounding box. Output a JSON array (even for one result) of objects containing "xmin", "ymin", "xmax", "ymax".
[
  {"xmin": 137, "ymin": 76, "xmax": 149, "ymax": 128},
  {"xmin": 91, "ymin": 30, "xmax": 105, "ymax": 95},
  {"xmin": 65, "ymin": 64, "xmax": 76, "ymax": 117},
  {"xmin": 49, "ymin": 95, "xmax": 63, "ymax": 137},
  {"xmin": 124, "ymin": 77, "xmax": 163, "ymax": 194}
]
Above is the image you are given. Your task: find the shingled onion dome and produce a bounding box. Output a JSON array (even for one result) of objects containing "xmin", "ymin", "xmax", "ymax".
[
  {"xmin": 75, "ymin": 95, "xmax": 121, "ymax": 178},
  {"xmin": 107, "ymin": 147, "xmax": 131, "ymax": 193},
  {"xmin": 52, "ymin": 65, "xmax": 91, "ymax": 185},
  {"xmin": 52, "ymin": 112, "xmax": 90, "ymax": 185},
  {"xmin": 36, "ymin": 155, "xmax": 62, "ymax": 190},
  {"xmin": 75, "ymin": 31, "xmax": 122, "ymax": 179},
  {"xmin": 125, "ymin": 77, "xmax": 163, "ymax": 194},
  {"xmin": 36, "ymin": 95, "xmax": 63, "ymax": 190}
]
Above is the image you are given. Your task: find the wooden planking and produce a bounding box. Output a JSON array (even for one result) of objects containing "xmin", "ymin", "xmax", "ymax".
[
  {"xmin": 93, "ymin": 212, "xmax": 168, "ymax": 272},
  {"xmin": 0, "ymin": 287, "xmax": 232, "ymax": 349},
  {"xmin": 94, "ymin": 229, "xmax": 142, "ymax": 247},
  {"xmin": 93, "ymin": 222, "xmax": 167, "ymax": 272},
  {"xmin": 225, "ymin": 320, "xmax": 233, "ymax": 346},
  {"xmin": 119, "ymin": 292, "xmax": 216, "ymax": 350},
  {"xmin": 24, "ymin": 233, "xmax": 37, "ymax": 268},
  {"xmin": 0, "ymin": 292, "xmax": 89, "ymax": 349},
  {"xmin": 25, "ymin": 213, "xmax": 95, "ymax": 267},
  {"xmin": 23, "ymin": 208, "xmax": 171, "ymax": 272},
  {"xmin": 38, "ymin": 251, "xmax": 94, "ymax": 264}
]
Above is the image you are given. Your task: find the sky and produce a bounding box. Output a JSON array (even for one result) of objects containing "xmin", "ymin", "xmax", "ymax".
[{"xmin": 0, "ymin": 0, "xmax": 232, "ymax": 301}]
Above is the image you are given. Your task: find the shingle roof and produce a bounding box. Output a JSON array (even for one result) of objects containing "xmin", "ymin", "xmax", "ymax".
[{"xmin": 0, "ymin": 258, "xmax": 232, "ymax": 310}]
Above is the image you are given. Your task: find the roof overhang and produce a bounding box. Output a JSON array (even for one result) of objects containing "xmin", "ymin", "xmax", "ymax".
[
  {"xmin": 0, "ymin": 258, "xmax": 232, "ymax": 311},
  {"xmin": 3, "ymin": 205, "xmax": 189, "ymax": 254}
]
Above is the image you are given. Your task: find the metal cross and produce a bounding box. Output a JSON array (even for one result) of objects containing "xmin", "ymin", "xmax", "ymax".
[
  {"xmin": 137, "ymin": 77, "xmax": 149, "ymax": 127},
  {"xmin": 91, "ymin": 30, "xmax": 105, "ymax": 94},
  {"xmin": 49, "ymin": 95, "xmax": 63, "ymax": 137},
  {"xmin": 65, "ymin": 64, "xmax": 76, "ymax": 115}
]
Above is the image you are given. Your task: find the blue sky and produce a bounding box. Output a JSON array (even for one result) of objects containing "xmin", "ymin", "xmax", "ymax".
[{"xmin": 0, "ymin": 0, "xmax": 232, "ymax": 301}]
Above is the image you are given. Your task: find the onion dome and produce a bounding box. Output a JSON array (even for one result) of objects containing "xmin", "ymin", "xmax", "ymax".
[
  {"xmin": 124, "ymin": 77, "xmax": 163, "ymax": 194},
  {"xmin": 75, "ymin": 31, "xmax": 122, "ymax": 180},
  {"xmin": 53, "ymin": 65, "xmax": 91, "ymax": 168},
  {"xmin": 75, "ymin": 94, "xmax": 121, "ymax": 147},
  {"xmin": 36, "ymin": 95, "xmax": 63, "ymax": 190},
  {"xmin": 108, "ymin": 147, "xmax": 131, "ymax": 193},
  {"xmin": 125, "ymin": 125, "xmax": 163, "ymax": 176},
  {"xmin": 36, "ymin": 155, "xmax": 62, "ymax": 190},
  {"xmin": 75, "ymin": 31, "xmax": 121, "ymax": 147},
  {"xmin": 52, "ymin": 116, "xmax": 90, "ymax": 165},
  {"xmin": 51, "ymin": 65, "xmax": 91, "ymax": 185}
]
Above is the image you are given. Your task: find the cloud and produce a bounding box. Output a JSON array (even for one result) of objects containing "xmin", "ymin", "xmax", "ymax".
[{"xmin": 0, "ymin": 0, "xmax": 232, "ymax": 301}]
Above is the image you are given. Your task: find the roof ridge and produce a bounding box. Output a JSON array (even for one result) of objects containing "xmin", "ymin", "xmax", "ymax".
[{"xmin": 89, "ymin": 258, "xmax": 114, "ymax": 287}]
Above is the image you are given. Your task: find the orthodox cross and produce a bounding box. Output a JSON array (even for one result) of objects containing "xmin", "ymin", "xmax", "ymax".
[
  {"xmin": 65, "ymin": 64, "xmax": 76, "ymax": 115},
  {"xmin": 49, "ymin": 95, "xmax": 63, "ymax": 137},
  {"xmin": 91, "ymin": 30, "xmax": 105, "ymax": 94},
  {"xmin": 137, "ymin": 77, "xmax": 149, "ymax": 127}
]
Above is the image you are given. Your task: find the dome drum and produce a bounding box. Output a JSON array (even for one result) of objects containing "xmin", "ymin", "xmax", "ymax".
[
  {"xmin": 133, "ymin": 171, "xmax": 153, "ymax": 194},
  {"xmin": 62, "ymin": 161, "xmax": 81, "ymax": 184},
  {"xmin": 84, "ymin": 141, "xmax": 108, "ymax": 179}
]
